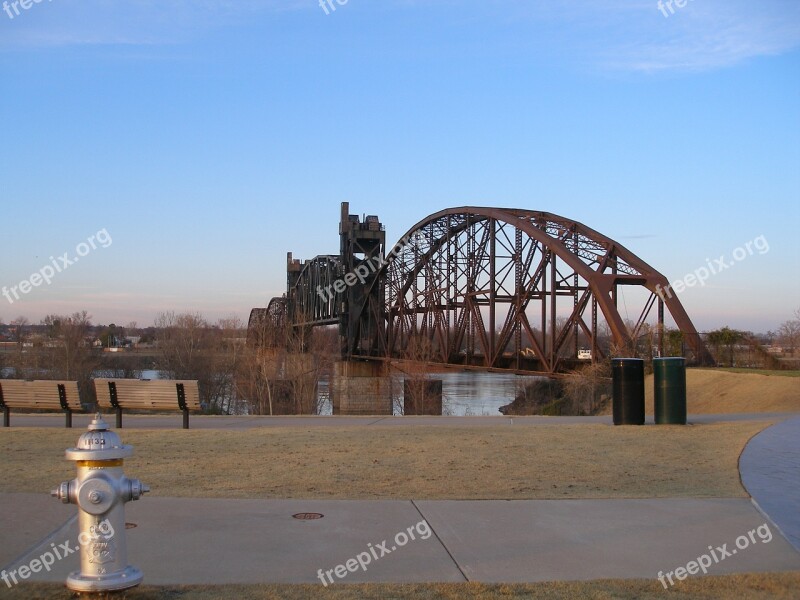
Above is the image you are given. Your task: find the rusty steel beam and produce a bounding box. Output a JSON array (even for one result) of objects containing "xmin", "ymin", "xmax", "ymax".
[
  {"xmin": 248, "ymin": 206, "xmax": 713, "ymax": 374},
  {"xmin": 380, "ymin": 207, "xmax": 713, "ymax": 373}
]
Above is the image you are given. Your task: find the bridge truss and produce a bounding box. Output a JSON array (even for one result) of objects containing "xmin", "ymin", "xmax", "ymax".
[{"xmin": 250, "ymin": 205, "xmax": 713, "ymax": 375}]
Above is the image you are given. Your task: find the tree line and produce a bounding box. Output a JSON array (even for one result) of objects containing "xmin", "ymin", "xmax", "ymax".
[{"xmin": 0, "ymin": 311, "xmax": 334, "ymax": 414}]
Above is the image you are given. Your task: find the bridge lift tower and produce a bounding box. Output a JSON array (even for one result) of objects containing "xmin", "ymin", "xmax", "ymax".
[{"xmin": 338, "ymin": 202, "xmax": 386, "ymax": 360}]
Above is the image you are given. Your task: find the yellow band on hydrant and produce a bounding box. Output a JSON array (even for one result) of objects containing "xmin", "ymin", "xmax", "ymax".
[{"xmin": 77, "ymin": 460, "xmax": 124, "ymax": 468}]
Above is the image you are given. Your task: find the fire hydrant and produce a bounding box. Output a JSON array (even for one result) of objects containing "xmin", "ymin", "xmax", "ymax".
[{"xmin": 51, "ymin": 413, "xmax": 149, "ymax": 592}]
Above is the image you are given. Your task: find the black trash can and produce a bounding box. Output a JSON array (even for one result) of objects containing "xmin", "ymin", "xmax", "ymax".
[
  {"xmin": 653, "ymin": 357, "xmax": 687, "ymax": 425},
  {"xmin": 612, "ymin": 358, "xmax": 645, "ymax": 425}
]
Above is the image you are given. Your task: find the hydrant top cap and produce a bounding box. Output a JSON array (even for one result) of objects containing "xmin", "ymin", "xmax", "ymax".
[
  {"xmin": 88, "ymin": 413, "xmax": 112, "ymax": 432},
  {"xmin": 64, "ymin": 413, "xmax": 133, "ymax": 461}
]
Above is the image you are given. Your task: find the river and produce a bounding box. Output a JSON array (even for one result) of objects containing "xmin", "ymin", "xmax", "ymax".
[{"xmin": 3, "ymin": 368, "xmax": 538, "ymax": 416}]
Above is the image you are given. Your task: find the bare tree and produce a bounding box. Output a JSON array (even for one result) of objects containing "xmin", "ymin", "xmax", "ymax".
[
  {"xmin": 561, "ymin": 360, "xmax": 612, "ymax": 415},
  {"xmin": 238, "ymin": 343, "xmax": 281, "ymax": 415},
  {"xmin": 155, "ymin": 311, "xmax": 226, "ymax": 412},
  {"xmin": 10, "ymin": 316, "xmax": 29, "ymax": 346},
  {"xmin": 396, "ymin": 334, "xmax": 441, "ymax": 415},
  {"xmin": 41, "ymin": 312, "xmax": 94, "ymax": 380},
  {"xmin": 777, "ymin": 309, "xmax": 800, "ymax": 355},
  {"xmin": 237, "ymin": 312, "xmax": 334, "ymax": 415},
  {"xmin": 4, "ymin": 316, "xmax": 33, "ymax": 379},
  {"xmin": 31, "ymin": 311, "xmax": 99, "ymax": 407},
  {"xmin": 209, "ymin": 316, "xmax": 246, "ymax": 414}
]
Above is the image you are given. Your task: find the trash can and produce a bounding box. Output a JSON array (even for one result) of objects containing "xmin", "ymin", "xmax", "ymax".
[
  {"xmin": 612, "ymin": 358, "xmax": 645, "ymax": 425},
  {"xmin": 653, "ymin": 357, "xmax": 687, "ymax": 425}
]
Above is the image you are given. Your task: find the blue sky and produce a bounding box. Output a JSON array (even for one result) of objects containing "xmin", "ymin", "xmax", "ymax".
[{"xmin": 0, "ymin": 0, "xmax": 798, "ymax": 332}]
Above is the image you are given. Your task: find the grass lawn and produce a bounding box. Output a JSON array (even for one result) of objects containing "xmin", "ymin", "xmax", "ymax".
[
  {"xmin": 0, "ymin": 421, "xmax": 771, "ymax": 499},
  {"xmin": 709, "ymin": 368, "xmax": 800, "ymax": 378},
  {"xmin": 2, "ymin": 417, "xmax": 793, "ymax": 598},
  {"xmin": 598, "ymin": 369, "xmax": 799, "ymax": 416},
  {"xmin": 7, "ymin": 574, "xmax": 800, "ymax": 599}
]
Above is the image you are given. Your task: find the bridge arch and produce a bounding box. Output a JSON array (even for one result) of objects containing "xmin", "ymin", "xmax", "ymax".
[{"xmin": 377, "ymin": 207, "xmax": 711, "ymax": 373}]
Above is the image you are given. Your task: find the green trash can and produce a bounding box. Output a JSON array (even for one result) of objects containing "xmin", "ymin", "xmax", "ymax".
[
  {"xmin": 653, "ymin": 357, "xmax": 687, "ymax": 425},
  {"xmin": 612, "ymin": 358, "xmax": 645, "ymax": 425}
]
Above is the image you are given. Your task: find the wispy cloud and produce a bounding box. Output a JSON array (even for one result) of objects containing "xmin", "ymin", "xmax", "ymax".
[
  {"xmin": 1, "ymin": 0, "xmax": 798, "ymax": 73},
  {"xmin": 505, "ymin": 0, "xmax": 800, "ymax": 73},
  {"xmin": 0, "ymin": 0, "xmax": 308, "ymax": 49},
  {"xmin": 602, "ymin": 1, "xmax": 800, "ymax": 72}
]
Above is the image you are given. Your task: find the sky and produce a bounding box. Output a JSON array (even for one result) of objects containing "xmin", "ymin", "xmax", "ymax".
[{"xmin": 0, "ymin": 0, "xmax": 798, "ymax": 333}]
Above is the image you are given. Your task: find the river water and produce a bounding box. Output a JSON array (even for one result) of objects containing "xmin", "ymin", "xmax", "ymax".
[
  {"xmin": 143, "ymin": 369, "xmax": 536, "ymax": 416},
  {"xmin": 317, "ymin": 371, "xmax": 540, "ymax": 416},
  {"xmin": 4, "ymin": 368, "xmax": 538, "ymax": 416}
]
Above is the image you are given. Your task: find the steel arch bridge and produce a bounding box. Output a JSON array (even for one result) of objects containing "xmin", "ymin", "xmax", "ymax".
[{"xmin": 249, "ymin": 204, "xmax": 713, "ymax": 375}]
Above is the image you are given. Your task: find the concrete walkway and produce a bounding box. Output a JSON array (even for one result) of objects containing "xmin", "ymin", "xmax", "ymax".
[
  {"xmin": 3, "ymin": 413, "xmax": 800, "ymax": 588},
  {"xmin": 2, "ymin": 495, "xmax": 799, "ymax": 586},
  {"xmin": 740, "ymin": 416, "xmax": 800, "ymax": 552},
  {"xmin": 3, "ymin": 411, "xmax": 797, "ymax": 430}
]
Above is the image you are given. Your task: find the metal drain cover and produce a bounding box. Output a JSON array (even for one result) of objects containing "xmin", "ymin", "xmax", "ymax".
[{"xmin": 292, "ymin": 513, "xmax": 324, "ymax": 520}]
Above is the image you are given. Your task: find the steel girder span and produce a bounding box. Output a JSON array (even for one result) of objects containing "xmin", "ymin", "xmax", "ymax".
[
  {"xmin": 247, "ymin": 252, "xmax": 341, "ymax": 348},
  {"xmin": 288, "ymin": 254, "xmax": 341, "ymax": 327},
  {"xmin": 246, "ymin": 297, "xmax": 287, "ymax": 347},
  {"xmin": 369, "ymin": 207, "xmax": 713, "ymax": 373}
]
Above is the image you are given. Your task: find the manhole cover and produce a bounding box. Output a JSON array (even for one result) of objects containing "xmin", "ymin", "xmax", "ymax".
[
  {"xmin": 125, "ymin": 523, "xmax": 137, "ymax": 529},
  {"xmin": 292, "ymin": 513, "xmax": 324, "ymax": 520}
]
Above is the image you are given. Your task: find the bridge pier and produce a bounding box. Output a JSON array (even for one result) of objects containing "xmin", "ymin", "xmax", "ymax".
[{"xmin": 331, "ymin": 361, "xmax": 392, "ymax": 416}]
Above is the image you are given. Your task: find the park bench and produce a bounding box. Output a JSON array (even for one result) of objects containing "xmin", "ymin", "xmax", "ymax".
[
  {"xmin": 0, "ymin": 380, "xmax": 82, "ymax": 427},
  {"xmin": 94, "ymin": 378, "xmax": 201, "ymax": 429}
]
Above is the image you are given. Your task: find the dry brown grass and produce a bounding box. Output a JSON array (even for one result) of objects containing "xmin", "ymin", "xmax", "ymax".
[
  {"xmin": 598, "ymin": 368, "xmax": 800, "ymax": 416},
  {"xmin": 7, "ymin": 573, "xmax": 800, "ymax": 599},
  {"xmin": 0, "ymin": 421, "xmax": 769, "ymax": 499},
  {"xmin": 683, "ymin": 369, "xmax": 800, "ymax": 413}
]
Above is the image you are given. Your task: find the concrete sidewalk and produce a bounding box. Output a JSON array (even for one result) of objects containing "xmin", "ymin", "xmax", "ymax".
[
  {"xmin": 740, "ymin": 416, "xmax": 800, "ymax": 552},
  {"xmin": 2, "ymin": 495, "xmax": 799, "ymax": 586},
  {"xmin": 4, "ymin": 411, "xmax": 796, "ymax": 430}
]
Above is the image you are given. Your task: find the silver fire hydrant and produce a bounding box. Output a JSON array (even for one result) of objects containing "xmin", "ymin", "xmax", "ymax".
[{"xmin": 51, "ymin": 413, "xmax": 149, "ymax": 592}]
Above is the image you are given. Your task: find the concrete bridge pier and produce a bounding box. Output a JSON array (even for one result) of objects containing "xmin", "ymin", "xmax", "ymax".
[{"xmin": 331, "ymin": 361, "xmax": 392, "ymax": 416}]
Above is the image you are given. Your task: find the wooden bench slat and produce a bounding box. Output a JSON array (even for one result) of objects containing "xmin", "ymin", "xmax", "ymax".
[
  {"xmin": 94, "ymin": 379, "xmax": 201, "ymax": 411},
  {"xmin": 93, "ymin": 378, "xmax": 201, "ymax": 430},
  {"xmin": 0, "ymin": 380, "xmax": 82, "ymax": 410}
]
